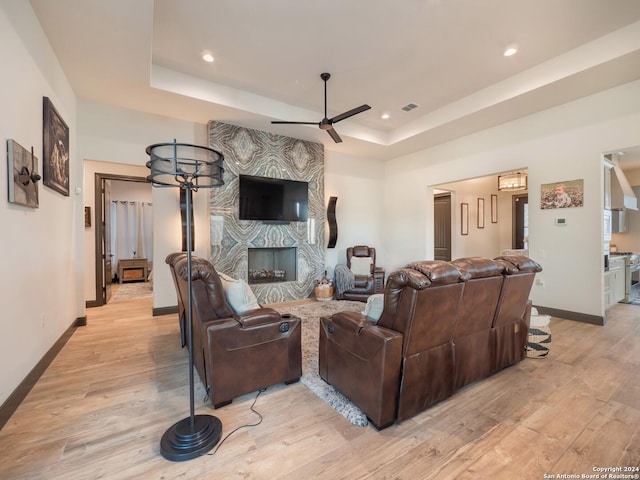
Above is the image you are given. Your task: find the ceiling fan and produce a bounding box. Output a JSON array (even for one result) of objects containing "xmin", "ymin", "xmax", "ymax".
[{"xmin": 271, "ymin": 72, "xmax": 371, "ymax": 143}]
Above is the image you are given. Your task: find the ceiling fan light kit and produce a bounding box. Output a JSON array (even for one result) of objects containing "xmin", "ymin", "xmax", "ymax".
[{"xmin": 271, "ymin": 72, "xmax": 371, "ymax": 143}]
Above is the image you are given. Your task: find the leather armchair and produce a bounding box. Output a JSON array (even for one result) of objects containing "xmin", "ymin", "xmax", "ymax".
[
  {"xmin": 337, "ymin": 245, "xmax": 385, "ymax": 301},
  {"xmin": 165, "ymin": 252, "xmax": 210, "ymax": 348},
  {"xmin": 166, "ymin": 253, "xmax": 187, "ymax": 348},
  {"xmin": 167, "ymin": 254, "xmax": 302, "ymax": 408}
]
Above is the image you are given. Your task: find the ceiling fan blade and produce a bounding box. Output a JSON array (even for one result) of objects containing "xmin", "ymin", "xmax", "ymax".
[
  {"xmin": 327, "ymin": 127, "xmax": 342, "ymax": 143},
  {"xmin": 271, "ymin": 121, "xmax": 318, "ymax": 125},
  {"xmin": 330, "ymin": 104, "xmax": 371, "ymax": 123},
  {"xmin": 271, "ymin": 73, "xmax": 370, "ymax": 144}
]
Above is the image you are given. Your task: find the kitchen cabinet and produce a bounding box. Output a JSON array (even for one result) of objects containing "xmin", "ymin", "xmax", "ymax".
[
  {"xmin": 604, "ymin": 271, "xmax": 613, "ymax": 309},
  {"xmin": 604, "ymin": 165, "xmax": 611, "ymax": 209},
  {"xmin": 605, "ymin": 256, "xmax": 626, "ymax": 309},
  {"xmin": 604, "ymin": 209, "xmax": 612, "ymax": 241},
  {"xmin": 611, "ymin": 258, "xmax": 626, "ymax": 303}
]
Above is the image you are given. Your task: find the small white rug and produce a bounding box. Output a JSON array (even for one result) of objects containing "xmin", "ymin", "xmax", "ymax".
[
  {"xmin": 276, "ymin": 300, "xmax": 370, "ymax": 427},
  {"xmin": 111, "ymin": 281, "xmax": 153, "ymax": 303}
]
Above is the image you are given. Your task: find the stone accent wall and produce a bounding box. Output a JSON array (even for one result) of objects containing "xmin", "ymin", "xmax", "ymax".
[{"xmin": 207, "ymin": 121, "xmax": 325, "ymax": 303}]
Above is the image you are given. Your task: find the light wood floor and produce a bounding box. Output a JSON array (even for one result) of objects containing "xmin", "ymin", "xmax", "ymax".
[{"xmin": 1, "ymin": 299, "xmax": 639, "ymax": 479}]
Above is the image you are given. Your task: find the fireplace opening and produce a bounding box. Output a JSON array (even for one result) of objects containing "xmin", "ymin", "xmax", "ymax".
[{"xmin": 247, "ymin": 247, "xmax": 297, "ymax": 284}]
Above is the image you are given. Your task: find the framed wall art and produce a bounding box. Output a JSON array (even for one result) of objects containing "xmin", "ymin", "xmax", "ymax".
[
  {"xmin": 7, "ymin": 139, "xmax": 39, "ymax": 208},
  {"xmin": 461, "ymin": 203, "xmax": 469, "ymax": 235},
  {"xmin": 491, "ymin": 194, "xmax": 498, "ymax": 223},
  {"xmin": 541, "ymin": 179, "xmax": 583, "ymax": 209},
  {"xmin": 477, "ymin": 197, "xmax": 485, "ymax": 229},
  {"xmin": 42, "ymin": 96, "xmax": 70, "ymax": 196}
]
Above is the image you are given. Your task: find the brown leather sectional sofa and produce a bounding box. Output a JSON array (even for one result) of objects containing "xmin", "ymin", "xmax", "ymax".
[
  {"xmin": 166, "ymin": 253, "xmax": 302, "ymax": 408},
  {"xmin": 319, "ymin": 255, "xmax": 541, "ymax": 429}
]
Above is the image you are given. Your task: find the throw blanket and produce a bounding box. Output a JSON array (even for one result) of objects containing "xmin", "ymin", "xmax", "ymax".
[{"xmin": 334, "ymin": 264, "xmax": 355, "ymax": 296}]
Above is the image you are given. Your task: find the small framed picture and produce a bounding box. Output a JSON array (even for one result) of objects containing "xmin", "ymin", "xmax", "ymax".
[
  {"xmin": 477, "ymin": 198, "xmax": 485, "ymax": 229},
  {"xmin": 461, "ymin": 203, "xmax": 469, "ymax": 235},
  {"xmin": 43, "ymin": 97, "xmax": 70, "ymax": 196},
  {"xmin": 84, "ymin": 206, "xmax": 91, "ymax": 227},
  {"xmin": 491, "ymin": 194, "xmax": 498, "ymax": 223}
]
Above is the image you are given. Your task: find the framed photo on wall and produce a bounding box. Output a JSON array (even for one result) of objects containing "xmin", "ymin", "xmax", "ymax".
[
  {"xmin": 7, "ymin": 139, "xmax": 39, "ymax": 208},
  {"xmin": 42, "ymin": 97, "xmax": 70, "ymax": 196},
  {"xmin": 491, "ymin": 194, "xmax": 498, "ymax": 223},
  {"xmin": 461, "ymin": 203, "xmax": 469, "ymax": 235},
  {"xmin": 540, "ymin": 179, "xmax": 583, "ymax": 209}
]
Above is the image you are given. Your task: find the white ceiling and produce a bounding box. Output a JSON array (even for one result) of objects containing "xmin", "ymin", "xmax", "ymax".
[{"xmin": 29, "ymin": 0, "xmax": 640, "ymax": 161}]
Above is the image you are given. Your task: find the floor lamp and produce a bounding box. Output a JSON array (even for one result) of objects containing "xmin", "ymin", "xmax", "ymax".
[{"xmin": 146, "ymin": 140, "xmax": 225, "ymax": 461}]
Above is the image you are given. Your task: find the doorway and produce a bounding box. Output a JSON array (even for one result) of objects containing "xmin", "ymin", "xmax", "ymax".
[
  {"xmin": 91, "ymin": 173, "xmax": 150, "ymax": 307},
  {"xmin": 434, "ymin": 193, "xmax": 452, "ymax": 261},
  {"xmin": 433, "ymin": 171, "xmax": 529, "ymax": 259},
  {"xmin": 512, "ymin": 194, "xmax": 529, "ymax": 249}
]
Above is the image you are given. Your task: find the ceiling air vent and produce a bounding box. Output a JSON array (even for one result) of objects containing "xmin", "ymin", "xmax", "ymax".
[{"xmin": 401, "ymin": 102, "xmax": 419, "ymax": 112}]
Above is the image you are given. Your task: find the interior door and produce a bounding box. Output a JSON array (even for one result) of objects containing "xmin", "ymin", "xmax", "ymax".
[
  {"xmin": 513, "ymin": 194, "xmax": 529, "ymax": 249},
  {"xmin": 434, "ymin": 193, "xmax": 452, "ymax": 261},
  {"xmin": 103, "ymin": 179, "xmax": 113, "ymax": 303}
]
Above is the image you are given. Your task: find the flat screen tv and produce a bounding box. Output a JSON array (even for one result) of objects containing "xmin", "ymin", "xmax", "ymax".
[{"xmin": 239, "ymin": 174, "xmax": 308, "ymax": 222}]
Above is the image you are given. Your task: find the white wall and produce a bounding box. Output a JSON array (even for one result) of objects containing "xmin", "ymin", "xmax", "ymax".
[
  {"xmin": 78, "ymin": 100, "xmax": 209, "ymax": 309},
  {"xmin": 623, "ymin": 166, "xmax": 640, "ymax": 186},
  {"xmin": 324, "ymin": 151, "xmax": 385, "ymax": 277},
  {"xmin": 384, "ymin": 80, "xmax": 640, "ymax": 318},
  {"xmin": 110, "ymin": 180, "xmax": 152, "ymax": 202},
  {"xmin": 0, "ymin": 2, "xmax": 81, "ymax": 406}
]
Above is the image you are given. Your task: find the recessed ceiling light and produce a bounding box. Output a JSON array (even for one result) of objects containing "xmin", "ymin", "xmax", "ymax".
[
  {"xmin": 202, "ymin": 52, "xmax": 214, "ymax": 63},
  {"xmin": 381, "ymin": 113, "xmax": 390, "ymax": 120},
  {"xmin": 503, "ymin": 46, "xmax": 518, "ymax": 57}
]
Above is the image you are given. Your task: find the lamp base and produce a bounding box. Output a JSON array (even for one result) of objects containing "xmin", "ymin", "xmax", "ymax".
[{"xmin": 160, "ymin": 414, "xmax": 222, "ymax": 461}]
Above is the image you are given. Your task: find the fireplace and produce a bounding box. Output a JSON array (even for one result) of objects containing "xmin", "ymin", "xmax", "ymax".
[{"xmin": 247, "ymin": 247, "xmax": 297, "ymax": 284}]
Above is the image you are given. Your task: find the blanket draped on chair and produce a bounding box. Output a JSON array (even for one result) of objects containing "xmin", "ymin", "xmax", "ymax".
[{"xmin": 334, "ymin": 264, "xmax": 355, "ymax": 297}]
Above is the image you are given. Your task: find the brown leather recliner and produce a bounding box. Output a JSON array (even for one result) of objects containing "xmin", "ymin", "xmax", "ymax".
[
  {"xmin": 167, "ymin": 254, "xmax": 302, "ymax": 408},
  {"xmin": 449, "ymin": 257, "xmax": 505, "ymax": 390},
  {"xmin": 166, "ymin": 252, "xmax": 211, "ymax": 348},
  {"xmin": 319, "ymin": 256, "xmax": 541, "ymax": 429},
  {"xmin": 320, "ymin": 261, "xmax": 464, "ymax": 428},
  {"xmin": 491, "ymin": 255, "xmax": 540, "ymax": 372},
  {"xmin": 337, "ymin": 245, "xmax": 385, "ymax": 301},
  {"xmin": 166, "ymin": 252, "xmax": 187, "ymax": 348}
]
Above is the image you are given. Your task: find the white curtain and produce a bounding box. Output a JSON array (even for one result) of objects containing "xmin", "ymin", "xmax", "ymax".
[{"xmin": 110, "ymin": 201, "xmax": 153, "ymax": 279}]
